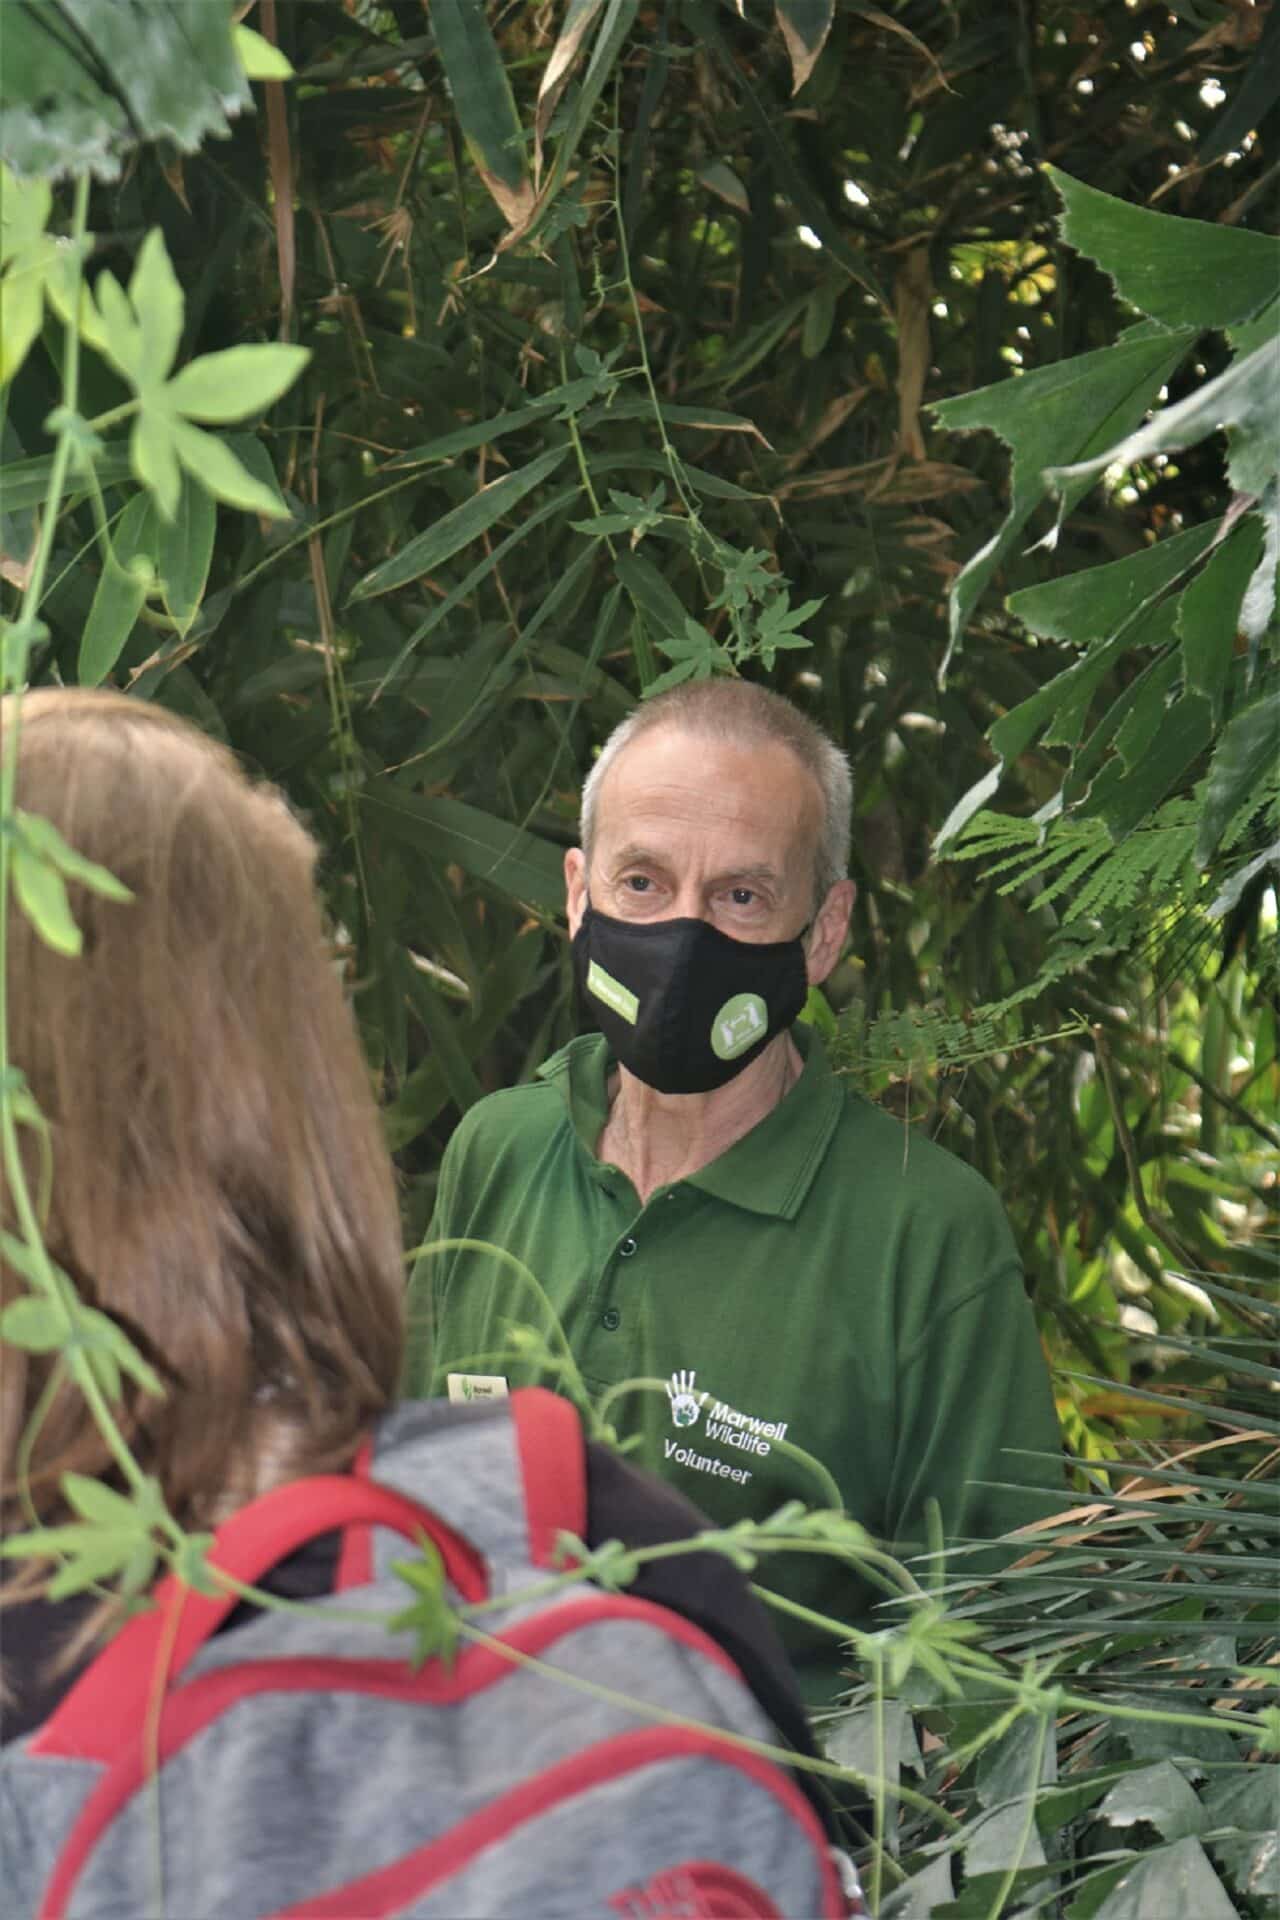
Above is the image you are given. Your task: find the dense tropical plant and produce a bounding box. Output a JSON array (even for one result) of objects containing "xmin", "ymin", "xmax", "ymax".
[{"xmin": 2, "ymin": 3, "xmax": 1276, "ymax": 1914}]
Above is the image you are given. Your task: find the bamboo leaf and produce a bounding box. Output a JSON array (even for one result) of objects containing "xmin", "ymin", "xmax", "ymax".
[
  {"xmin": 348, "ymin": 445, "xmax": 570, "ymax": 602},
  {"xmin": 79, "ymin": 491, "xmax": 160, "ymax": 684},
  {"xmin": 155, "ymin": 469, "xmax": 217, "ymax": 634},
  {"xmin": 775, "ymin": 0, "xmax": 835, "ymax": 94},
  {"xmin": 430, "ymin": 0, "xmax": 533, "ymax": 228},
  {"xmin": 363, "ymin": 781, "xmax": 566, "ymax": 913},
  {"xmin": 535, "ymin": 0, "xmax": 607, "ymax": 175}
]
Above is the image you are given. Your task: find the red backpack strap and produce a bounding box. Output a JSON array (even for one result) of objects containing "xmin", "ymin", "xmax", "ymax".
[
  {"xmin": 32, "ymin": 1473, "xmax": 488, "ymax": 1763},
  {"xmin": 509, "ymin": 1387, "xmax": 587, "ymax": 1568}
]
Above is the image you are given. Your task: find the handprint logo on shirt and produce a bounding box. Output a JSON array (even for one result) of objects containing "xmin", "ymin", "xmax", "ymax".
[{"xmin": 666, "ymin": 1368, "xmax": 707, "ymax": 1430}]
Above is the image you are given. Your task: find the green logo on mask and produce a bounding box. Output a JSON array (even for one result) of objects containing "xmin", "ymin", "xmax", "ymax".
[
  {"xmin": 587, "ymin": 959, "xmax": 639, "ymax": 1025},
  {"xmin": 711, "ymin": 992, "xmax": 767, "ymax": 1060}
]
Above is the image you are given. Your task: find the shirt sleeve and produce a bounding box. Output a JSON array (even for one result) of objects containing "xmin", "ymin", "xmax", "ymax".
[{"xmin": 884, "ymin": 1262, "xmax": 1063, "ymax": 1576}]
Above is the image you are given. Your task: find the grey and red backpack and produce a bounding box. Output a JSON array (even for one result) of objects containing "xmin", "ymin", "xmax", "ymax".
[{"xmin": 2, "ymin": 1389, "xmax": 864, "ymax": 1917}]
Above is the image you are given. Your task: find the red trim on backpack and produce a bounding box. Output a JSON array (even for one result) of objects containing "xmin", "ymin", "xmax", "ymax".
[
  {"xmin": 510, "ymin": 1386, "xmax": 587, "ymax": 1567},
  {"xmin": 31, "ymin": 1476, "xmax": 487, "ymax": 1765},
  {"xmin": 333, "ymin": 1434, "xmax": 375, "ymax": 1593},
  {"xmin": 36, "ymin": 1593, "xmax": 750, "ymax": 1920},
  {"xmin": 270, "ymin": 1726, "xmax": 844, "ymax": 1919}
]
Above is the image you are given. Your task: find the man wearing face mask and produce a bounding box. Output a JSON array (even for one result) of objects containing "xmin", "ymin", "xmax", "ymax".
[{"xmin": 405, "ymin": 680, "xmax": 1062, "ymax": 1710}]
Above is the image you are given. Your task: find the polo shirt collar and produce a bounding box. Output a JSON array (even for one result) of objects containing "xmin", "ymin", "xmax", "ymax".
[{"xmin": 536, "ymin": 1024, "xmax": 845, "ymax": 1221}]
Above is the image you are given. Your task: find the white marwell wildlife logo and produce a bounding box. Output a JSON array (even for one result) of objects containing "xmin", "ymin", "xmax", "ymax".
[{"xmin": 664, "ymin": 1369, "xmax": 789, "ymax": 1489}]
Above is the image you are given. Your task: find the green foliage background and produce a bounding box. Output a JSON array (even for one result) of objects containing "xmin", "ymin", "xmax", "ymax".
[{"xmin": 2, "ymin": 3, "xmax": 1277, "ymax": 1915}]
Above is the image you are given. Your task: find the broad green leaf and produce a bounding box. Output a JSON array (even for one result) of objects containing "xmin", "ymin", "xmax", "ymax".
[
  {"xmin": 963, "ymin": 1797, "xmax": 1048, "ymax": 1876},
  {"xmin": 11, "ymin": 845, "xmax": 81, "ymax": 954},
  {"xmin": 79, "ymin": 491, "xmax": 159, "ymax": 684},
  {"xmin": 1089, "ymin": 687, "xmax": 1214, "ymax": 841},
  {"xmin": 166, "ymin": 344, "xmax": 311, "ymax": 423},
  {"xmin": 155, "ymin": 470, "xmax": 217, "ymax": 633},
  {"xmin": 171, "ymin": 420, "xmax": 290, "ymax": 518},
  {"xmin": 933, "ymin": 322, "xmax": 1196, "ymax": 672},
  {"xmin": 1098, "ymin": 1760, "xmax": 1207, "ymax": 1842},
  {"xmin": 1229, "ymin": 293, "xmax": 1280, "ymax": 359},
  {"xmin": 15, "ymin": 811, "xmax": 132, "ymax": 901},
  {"xmin": 348, "ymin": 446, "xmax": 571, "ymax": 602},
  {"xmin": 430, "ymin": 0, "xmax": 532, "ymax": 226},
  {"xmin": 128, "ymin": 229, "xmax": 184, "ymax": 384},
  {"xmin": 363, "ymin": 781, "xmax": 565, "ymax": 915},
  {"xmin": 0, "ymin": 0, "xmax": 250, "ymax": 181},
  {"xmin": 1178, "ymin": 517, "xmax": 1266, "ymax": 722},
  {"xmin": 1196, "ymin": 684, "xmax": 1280, "ymax": 867},
  {"xmin": 1089, "ymin": 1837, "xmax": 1236, "ymax": 1920},
  {"xmin": 1047, "ymin": 166, "xmax": 1280, "ymax": 331},
  {"xmin": 775, "ymin": 0, "xmax": 835, "ymax": 94},
  {"xmin": 1008, "ymin": 521, "xmax": 1220, "ymax": 648},
  {"xmin": 1047, "ymin": 336, "xmax": 1280, "ymax": 508},
  {"xmin": 0, "ymin": 1294, "xmax": 66, "ymax": 1350},
  {"xmin": 234, "ymin": 23, "xmax": 294, "ymax": 80}
]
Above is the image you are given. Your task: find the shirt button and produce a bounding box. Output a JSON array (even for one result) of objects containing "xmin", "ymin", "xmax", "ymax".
[
  {"xmin": 619, "ymin": 1236, "xmax": 638, "ymax": 1258},
  {"xmin": 601, "ymin": 1307, "xmax": 621, "ymax": 1330}
]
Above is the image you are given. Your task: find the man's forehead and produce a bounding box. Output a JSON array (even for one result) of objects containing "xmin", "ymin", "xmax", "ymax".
[{"xmin": 592, "ymin": 724, "xmax": 821, "ymax": 853}]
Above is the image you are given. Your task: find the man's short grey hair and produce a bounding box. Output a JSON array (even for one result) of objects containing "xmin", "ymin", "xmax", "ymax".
[{"xmin": 580, "ymin": 680, "xmax": 853, "ymax": 911}]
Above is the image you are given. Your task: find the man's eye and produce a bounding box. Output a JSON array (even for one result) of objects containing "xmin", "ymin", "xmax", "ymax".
[
  {"xmin": 730, "ymin": 887, "xmax": 756, "ymax": 907},
  {"xmin": 623, "ymin": 875, "xmax": 652, "ymax": 893}
]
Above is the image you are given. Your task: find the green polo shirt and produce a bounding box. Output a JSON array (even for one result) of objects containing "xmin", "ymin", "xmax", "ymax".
[{"xmin": 404, "ymin": 1028, "xmax": 1062, "ymax": 1708}]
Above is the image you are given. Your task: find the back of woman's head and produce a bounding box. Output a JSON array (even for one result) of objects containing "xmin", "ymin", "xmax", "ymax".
[{"xmin": 2, "ymin": 689, "xmax": 404, "ymax": 1535}]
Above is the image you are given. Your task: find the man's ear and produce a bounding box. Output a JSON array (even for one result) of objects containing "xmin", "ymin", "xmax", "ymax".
[
  {"xmin": 804, "ymin": 878, "xmax": 855, "ymax": 986},
  {"xmin": 565, "ymin": 847, "xmax": 588, "ymax": 937}
]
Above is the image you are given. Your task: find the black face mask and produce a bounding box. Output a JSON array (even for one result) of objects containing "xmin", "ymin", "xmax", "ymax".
[{"xmin": 571, "ymin": 904, "xmax": 810, "ymax": 1095}]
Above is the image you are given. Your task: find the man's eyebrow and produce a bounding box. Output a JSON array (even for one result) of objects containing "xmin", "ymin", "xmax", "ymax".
[
  {"xmin": 710, "ymin": 863, "xmax": 781, "ymax": 889},
  {"xmin": 607, "ymin": 842, "xmax": 671, "ymax": 872}
]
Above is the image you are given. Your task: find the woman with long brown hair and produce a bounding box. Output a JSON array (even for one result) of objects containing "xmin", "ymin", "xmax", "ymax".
[{"xmin": 2, "ymin": 689, "xmax": 406, "ymax": 1729}]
